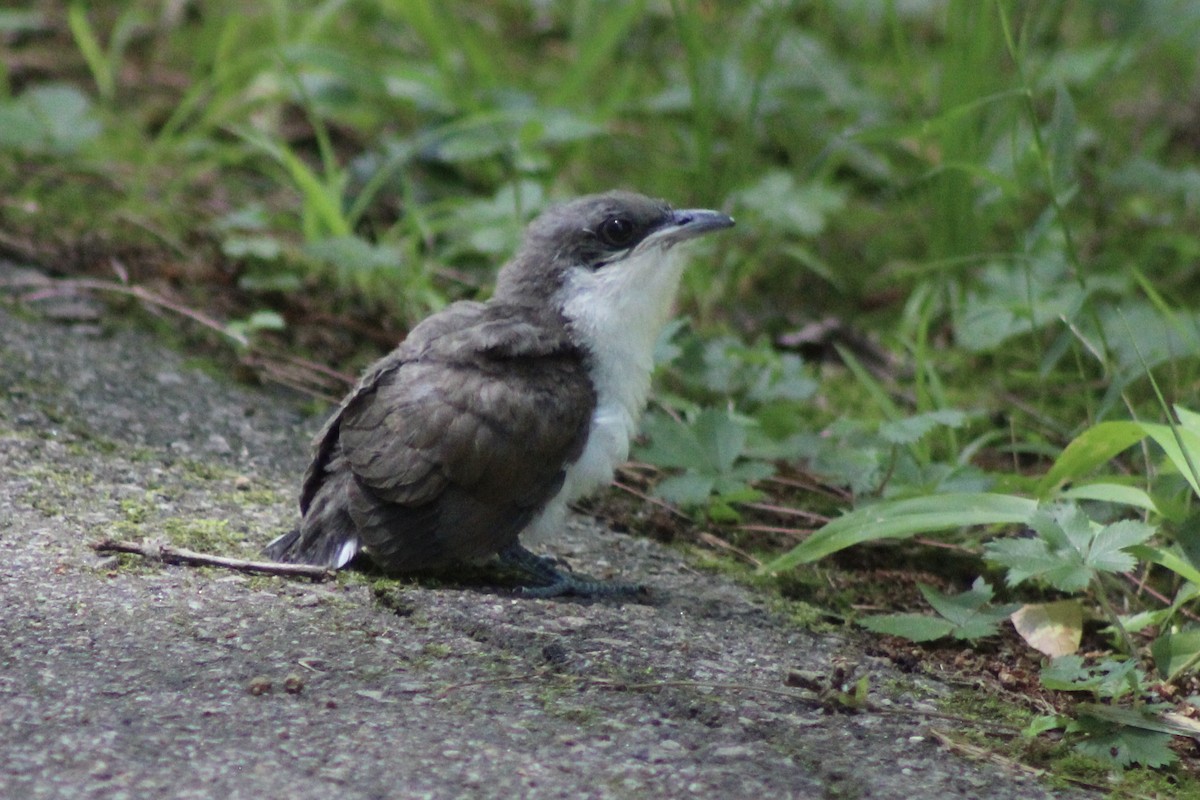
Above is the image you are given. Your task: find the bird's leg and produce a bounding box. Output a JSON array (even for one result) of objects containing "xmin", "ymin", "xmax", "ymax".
[{"xmin": 497, "ymin": 542, "xmax": 645, "ymax": 599}]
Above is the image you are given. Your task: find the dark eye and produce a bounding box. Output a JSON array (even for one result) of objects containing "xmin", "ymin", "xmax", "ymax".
[{"xmin": 597, "ymin": 216, "xmax": 637, "ymax": 248}]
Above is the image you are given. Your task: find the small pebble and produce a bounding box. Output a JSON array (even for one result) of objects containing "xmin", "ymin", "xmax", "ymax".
[{"xmin": 247, "ymin": 676, "xmax": 272, "ymax": 695}]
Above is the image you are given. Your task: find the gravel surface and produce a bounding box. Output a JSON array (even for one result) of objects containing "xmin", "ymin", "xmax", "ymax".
[{"xmin": 0, "ymin": 270, "xmax": 1090, "ymax": 799}]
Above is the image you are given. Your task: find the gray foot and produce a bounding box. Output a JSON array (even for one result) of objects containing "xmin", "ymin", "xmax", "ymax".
[{"xmin": 497, "ymin": 543, "xmax": 645, "ymax": 599}]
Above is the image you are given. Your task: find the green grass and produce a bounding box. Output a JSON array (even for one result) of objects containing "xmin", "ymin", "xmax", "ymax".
[{"xmin": 7, "ymin": 0, "xmax": 1200, "ymax": 780}]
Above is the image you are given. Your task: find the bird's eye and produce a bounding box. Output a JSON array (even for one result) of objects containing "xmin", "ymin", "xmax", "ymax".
[{"xmin": 597, "ymin": 216, "xmax": 637, "ymax": 248}]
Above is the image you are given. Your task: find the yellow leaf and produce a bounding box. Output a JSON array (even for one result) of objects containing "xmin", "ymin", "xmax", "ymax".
[{"xmin": 1010, "ymin": 601, "xmax": 1083, "ymax": 657}]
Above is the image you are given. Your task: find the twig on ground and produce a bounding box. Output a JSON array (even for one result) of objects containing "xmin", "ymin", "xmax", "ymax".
[
  {"xmin": 735, "ymin": 523, "xmax": 814, "ymax": 541},
  {"xmin": 697, "ymin": 531, "xmax": 763, "ymax": 566},
  {"xmin": 610, "ymin": 478, "xmax": 692, "ymax": 520},
  {"xmin": 3, "ymin": 273, "xmax": 357, "ymax": 399},
  {"xmin": 764, "ymin": 473, "xmax": 851, "ymax": 504},
  {"xmin": 741, "ymin": 501, "xmax": 829, "ymax": 524},
  {"xmin": 91, "ymin": 538, "xmax": 335, "ymax": 581}
]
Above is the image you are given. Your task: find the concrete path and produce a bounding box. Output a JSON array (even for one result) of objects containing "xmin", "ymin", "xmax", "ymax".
[{"xmin": 0, "ymin": 272, "xmax": 1087, "ymax": 799}]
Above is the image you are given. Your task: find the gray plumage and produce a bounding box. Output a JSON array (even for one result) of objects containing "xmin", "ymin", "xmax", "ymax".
[{"xmin": 264, "ymin": 191, "xmax": 734, "ymax": 593}]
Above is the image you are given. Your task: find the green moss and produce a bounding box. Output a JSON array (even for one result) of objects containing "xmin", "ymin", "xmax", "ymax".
[
  {"xmin": 234, "ymin": 488, "xmax": 285, "ymax": 506},
  {"xmin": 177, "ymin": 459, "xmax": 233, "ymax": 482},
  {"xmin": 161, "ymin": 517, "xmax": 245, "ymax": 552},
  {"xmin": 119, "ymin": 498, "xmax": 153, "ymax": 524}
]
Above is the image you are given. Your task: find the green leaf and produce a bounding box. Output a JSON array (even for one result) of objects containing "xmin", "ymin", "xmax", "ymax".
[
  {"xmin": 859, "ymin": 578, "xmax": 1013, "ymax": 644},
  {"xmin": 1023, "ymin": 714, "xmax": 1067, "ymax": 737},
  {"xmin": 303, "ymin": 236, "xmax": 402, "ymax": 290},
  {"xmin": 987, "ymin": 536, "xmax": 1091, "ymax": 592},
  {"xmin": 1175, "ymin": 404, "xmax": 1200, "ymax": 434},
  {"xmin": 1041, "ymin": 655, "xmax": 1143, "ymax": 701},
  {"xmin": 1057, "ymin": 482, "xmax": 1159, "ymax": 515},
  {"xmin": 920, "ymin": 578, "xmax": 1017, "ymax": 641},
  {"xmin": 985, "ymin": 504, "xmax": 1155, "ymax": 592},
  {"xmin": 653, "ymin": 473, "xmax": 715, "ymax": 507},
  {"xmin": 1151, "ymin": 628, "xmax": 1200, "ymax": 682},
  {"xmin": 693, "ymin": 408, "xmax": 748, "ymax": 473},
  {"xmin": 955, "ymin": 257, "xmax": 1088, "ymax": 353},
  {"xmin": 637, "ymin": 412, "xmax": 708, "ymax": 470},
  {"xmin": 733, "ymin": 171, "xmax": 846, "ymax": 237},
  {"xmin": 762, "ymin": 493, "xmax": 1037, "ymax": 572},
  {"xmin": 1088, "ymin": 519, "xmax": 1156, "ymax": 572},
  {"xmin": 1048, "ymin": 80, "xmax": 1077, "ymax": 188},
  {"xmin": 0, "ymin": 84, "xmax": 101, "ymax": 154},
  {"xmin": 859, "ymin": 613, "xmax": 955, "ymax": 642},
  {"xmin": 878, "ymin": 409, "xmax": 970, "ymax": 446},
  {"xmin": 1129, "ymin": 544, "xmax": 1200, "ymax": 586},
  {"xmin": 638, "ymin": 408, "xmax": 773, "ymax": 513},
  {"xmin": 68, "ymin": 3, "xmax": 113, "ymax": 100},
  {"xmin": 1140, "ymin": 421, "xmax": 1200, "ymax": 498},
  {"xmin": 1070, "ymin": 707, "xmax": 1178, "ymax": 768},
  {"xmin": 222, "ymin": 235, "xmax": 283, "ymax": 261}
]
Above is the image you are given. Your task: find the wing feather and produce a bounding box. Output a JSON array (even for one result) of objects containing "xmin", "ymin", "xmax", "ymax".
[{"xmin": 298, "ymin": 301, "xmax": 595, "ymax": 571}]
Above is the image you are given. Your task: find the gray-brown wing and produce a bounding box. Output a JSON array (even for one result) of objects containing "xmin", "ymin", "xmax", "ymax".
[
  {"xmin": 297, "ymin": 301, "xmax": 488, "ymax": 517},
  {"xmin": 334, "ymin": 346, "xmax": 595, "ymax": 570}
]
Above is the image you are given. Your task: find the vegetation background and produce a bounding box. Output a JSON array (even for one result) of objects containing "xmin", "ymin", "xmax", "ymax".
[{"xmin": 5, "ymin": 0, "xmax": 1200, "ymax": 791}]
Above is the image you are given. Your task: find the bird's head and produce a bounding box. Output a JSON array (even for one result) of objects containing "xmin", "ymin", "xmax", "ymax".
[
  {"xmin": 494, "ymin": 190, "xmax": 733, "ymax": 318},
  {"xmin": 493, "ymin": 190, "xmax": 733, "ymax": 391}
]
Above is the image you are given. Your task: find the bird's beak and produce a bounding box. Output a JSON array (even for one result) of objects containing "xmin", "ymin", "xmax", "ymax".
[{"xmin": 645, "ymin": 208, "xmax": 735, "ymax": 248}]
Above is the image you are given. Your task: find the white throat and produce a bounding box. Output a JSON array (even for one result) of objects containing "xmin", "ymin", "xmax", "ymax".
[{"xmin": 522, "ymin": 245, "xmax": 688, "ymax": 543}]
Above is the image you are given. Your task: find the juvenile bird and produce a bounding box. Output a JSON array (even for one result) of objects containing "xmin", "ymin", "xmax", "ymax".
[{"xmin": 264, "ymin": 191, "xmax": 734, "ymax": 596}]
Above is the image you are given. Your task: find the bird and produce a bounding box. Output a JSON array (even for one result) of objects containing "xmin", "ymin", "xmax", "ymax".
[{"xmin": 263, "ymin": 190, "xmax": 734, "ymax": 596}]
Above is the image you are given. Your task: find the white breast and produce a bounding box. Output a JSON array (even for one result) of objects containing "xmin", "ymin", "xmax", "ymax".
[{"xmin": 522, "ymin": 245, "xmax": 686, "ymax": 544}]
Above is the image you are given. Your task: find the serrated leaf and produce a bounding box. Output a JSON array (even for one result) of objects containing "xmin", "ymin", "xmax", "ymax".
[
  {"xmin": 986, "ymin": 504, "xmax": 1155, "ymax": 592},
  {"xmin": 1072, "ymin": 726, "xmax": 1177, "ymax": 768},
  {"xmin": 917, "ymin": 578, "xmax": 1016, "ymax": 641},
  {"xmin": 1010, "ymin": 601, "xmax": 1083, "ymax": 657},
  {"xmin": 878, "ymin": 409, "xmax": 970, "ymax": 445},
  {"xmin": 0, "ymin": 84, "xmax": 101, "ymax": 154},
  {"xmin": 986, "ymin": 535, "xmax": 1092, "ymax": 592},
  {"xmin": 858, "ymin": 613, "xmax": 955, "ymax": 642},
  {"xmin": 727, "ymin": 460, "xmax": 775, "ymax": 483},
  {"xmin": 1031, "ymin": 503, "xmax": 1092, "ymax": 552},
  {"xmin": 1087, "ymin": 519, "xmax": 1155, "ymax": 573},
  {"xmin": 1041, "ymin": 655, "xmax": 1143, "ymax": 700},
  {"xmin": 1070, "ymin": 708, "xmax": 1179, "ymax": 768},
  {"xmin": 859, "ymin": 578, "xmax": 1013, "ymax": 644},
  {"xmin": 1040, "ymin": 654, "xmax": 1090, "ymax": 688},
  {"xmin": 747, "ymin": 353, "xmax": 817, "ymax": 403}
]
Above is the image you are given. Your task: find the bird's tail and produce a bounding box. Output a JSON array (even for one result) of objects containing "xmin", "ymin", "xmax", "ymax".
[{"xmin": 262, "ymin": 522, "xmax": 360, "ymax": 569}]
